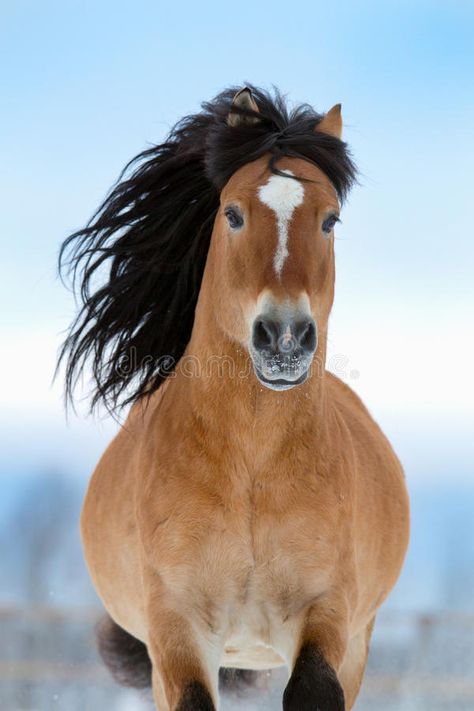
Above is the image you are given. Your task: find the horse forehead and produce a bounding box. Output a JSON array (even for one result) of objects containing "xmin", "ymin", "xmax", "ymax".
[
  {"xmin": 257, "ymin": 172, "xmax": 305, "ymax": 277},
  {"xmin": 257, "ymin": 172, "xmax": 305, "ymax": 218}
]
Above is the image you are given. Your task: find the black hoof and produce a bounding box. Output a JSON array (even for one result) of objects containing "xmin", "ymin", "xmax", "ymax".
[
  {"xmin": 176, "ymin": 681, "xmax": 215, "ymax": 711},
  {"xmin": 283, "ymin": 643, "xmax": 345, "ymax": 711}
]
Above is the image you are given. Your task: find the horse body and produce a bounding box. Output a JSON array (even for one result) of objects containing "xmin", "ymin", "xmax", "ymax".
[
  {"xmin": 83, "ymin": 359, "xmax": 408, "ymax": 677},
  {"xmin": 63, "ymin": 89, "xmax": 409, "ymax": 710}
]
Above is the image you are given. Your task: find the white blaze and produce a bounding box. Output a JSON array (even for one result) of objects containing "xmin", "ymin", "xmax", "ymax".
[{"xmin": 258, "ymin": 171, "xmax": 305, "ymax": 277}]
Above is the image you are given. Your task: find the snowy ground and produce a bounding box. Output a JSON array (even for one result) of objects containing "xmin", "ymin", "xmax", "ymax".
[{"xmin": 1, "ymin": 607, "xmax": 473, "ymax": 710}]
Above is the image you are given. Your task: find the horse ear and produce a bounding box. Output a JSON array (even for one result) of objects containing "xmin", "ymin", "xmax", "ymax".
[
  {"xmin": 227, "ymin": 88, "xmax": 261, "ymax": 127},
  {"xmin": 316, "ymin": 104, "xmax": 343, "ymax": 139}
]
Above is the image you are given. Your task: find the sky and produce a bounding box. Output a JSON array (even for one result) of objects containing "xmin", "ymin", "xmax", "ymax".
[{"xmin": 1, "ymin": 0, "xmax": 473, "ymax": 486}]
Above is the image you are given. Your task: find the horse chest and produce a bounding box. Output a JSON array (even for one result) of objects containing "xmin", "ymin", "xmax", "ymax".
[
  {"xmin": 152, "ymin": 478, "xmax": 339, "ymax": 658},
  {"xmin": 203, "ymin": 498, "xmax": 336, "ymax": 667}
]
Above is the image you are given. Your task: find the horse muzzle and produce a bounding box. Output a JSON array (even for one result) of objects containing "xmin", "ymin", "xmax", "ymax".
[{"xmin": 250, "ymin": 313, "xmax": 317, "ymax": 391}]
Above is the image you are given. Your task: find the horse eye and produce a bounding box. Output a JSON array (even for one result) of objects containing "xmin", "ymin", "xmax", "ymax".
[
  {"xmin": 224, "ymin": 206, "xmax": 244, "ymax": 230},
  {"xmin": 322, "ymin": 214, "xmax": 339, "ymax": 234}
]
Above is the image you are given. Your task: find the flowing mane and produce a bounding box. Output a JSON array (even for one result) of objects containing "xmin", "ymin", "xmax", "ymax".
[{"xmin": 59, "ymin": 85, "xmax": 357, "ymax": 411}]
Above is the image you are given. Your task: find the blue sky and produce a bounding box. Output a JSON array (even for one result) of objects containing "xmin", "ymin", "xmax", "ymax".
[{"xmin": 1, "ymin": 0, "xmax": 473, "ymax": 483}]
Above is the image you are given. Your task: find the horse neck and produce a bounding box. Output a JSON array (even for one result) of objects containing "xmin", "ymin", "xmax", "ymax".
[{"xmin": 180, "ymin": 290, "xmax": 330, "ymax": 460}]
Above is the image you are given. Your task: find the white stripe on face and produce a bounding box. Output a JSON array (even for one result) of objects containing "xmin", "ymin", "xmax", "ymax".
[{"xmin": 258, "ymin": 171, "xmax": 305, "ymax": 277}]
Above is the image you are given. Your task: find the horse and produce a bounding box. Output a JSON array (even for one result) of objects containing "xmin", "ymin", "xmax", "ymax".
[{"xmin": 59, "ymin": 86, "xmax": 410, "ymax": 710}]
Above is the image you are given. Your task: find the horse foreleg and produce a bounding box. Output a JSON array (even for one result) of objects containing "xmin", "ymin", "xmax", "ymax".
[
  {"xmin": 283, "ymin": 596, "xmax": 348, "ymax": 711},
  {"xmin": 145, "ymin": 595, "xmax": 219, "ymax": 711},
  {"xmin": 338, "ymin": 616, "xmax": 376, "ymax": 709}
]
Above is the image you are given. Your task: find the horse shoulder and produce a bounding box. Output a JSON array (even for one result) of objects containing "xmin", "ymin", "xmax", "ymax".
[
  {"xmin": 80, "ymin": 382, "xmax": 173, "ymax": 636},
  {"xmin": 326, "ymin": 371, "xmax": 403, "ymax": 475}
]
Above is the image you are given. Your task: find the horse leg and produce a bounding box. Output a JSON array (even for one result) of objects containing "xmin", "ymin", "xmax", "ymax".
[
  {"xmin": 283, "ymin": 597, "xmax": 348, "ymax": 711},
  {"xmin": 146, "ymin": 603, "xmax": 219, "ymax": 711},
  {"xmin": 338, "ymin": 617, "xmax": 376, "ymax": 710}
]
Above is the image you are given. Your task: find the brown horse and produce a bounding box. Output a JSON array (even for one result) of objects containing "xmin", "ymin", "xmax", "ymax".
[{"xmin": 60, "ymin": 86, "xmax": 409, "ymax": 710}]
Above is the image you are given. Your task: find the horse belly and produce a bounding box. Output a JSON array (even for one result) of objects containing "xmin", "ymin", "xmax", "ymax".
[
  {"xmin": 222, "ymin": 589, "xmax": 304, "ymax": 670},
  {"xmin": 222, "ymin": 604, "xmax": 290, "ymax": 669}
]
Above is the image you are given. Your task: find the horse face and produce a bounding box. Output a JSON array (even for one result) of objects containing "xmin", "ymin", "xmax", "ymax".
[{"xmin": 213, "ymin": 156, "xmax": 339, "ymax": 391}]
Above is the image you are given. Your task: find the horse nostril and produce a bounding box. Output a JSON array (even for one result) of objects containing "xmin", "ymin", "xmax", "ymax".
[
  {"xmin": 252, "ymin": 318, "xmax": 277, "ymax": 351},
  {"xmin": 253, "ymin": 316, "xmax": 316, "ymax": 355},
  {"xmin": 296, "ymin": 319, "xmax": 317, "ymax": 353}
]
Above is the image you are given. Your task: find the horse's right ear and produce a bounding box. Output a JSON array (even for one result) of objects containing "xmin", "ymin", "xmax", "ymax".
[
  {"xmin": 227, "ymin": 88, "xmax": 261, "ymax": 127},
  {"xmin": 315, "ymin": 104, "xmax": 343, "ymax": 139}
]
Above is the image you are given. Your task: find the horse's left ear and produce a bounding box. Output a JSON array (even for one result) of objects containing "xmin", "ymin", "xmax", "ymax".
[
  {"xmin": 316, "ymin": 104, "xmax": 343, "ymax": 139},
  {"xmin": 227, "ymin": 88, "xmax": 261, "ymax": 127}
]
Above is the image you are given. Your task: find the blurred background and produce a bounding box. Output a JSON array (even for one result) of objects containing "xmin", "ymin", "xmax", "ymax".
[{"xmin": 1, "ymin": 1, "xmax": 473, "ymax": 709}]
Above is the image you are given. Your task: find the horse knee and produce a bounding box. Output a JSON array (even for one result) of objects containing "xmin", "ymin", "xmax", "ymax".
[
  {"xmin": 176, "ymin": 681, "xmax": 215, "ymax": 711},
  {"xmin": 283, "ymin": 643, "xmax": 345, "ymax": 711}
]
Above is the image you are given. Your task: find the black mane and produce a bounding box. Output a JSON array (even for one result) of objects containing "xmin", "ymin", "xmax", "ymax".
[{"xmin": 59, "ymin": 85, "xmax": 357, "ymax": 411}]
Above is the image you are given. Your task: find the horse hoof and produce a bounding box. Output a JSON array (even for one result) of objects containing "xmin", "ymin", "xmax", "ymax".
[{"xmin": 283, "ymin": 643, "xmax": 345, "ymax": 711}]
